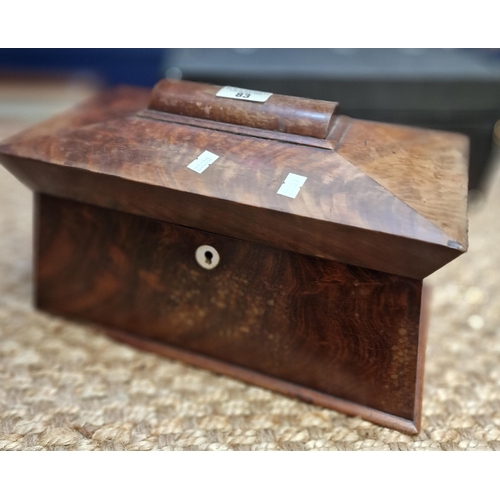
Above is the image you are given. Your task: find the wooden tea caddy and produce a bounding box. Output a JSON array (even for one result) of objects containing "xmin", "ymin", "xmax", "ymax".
[{"xmin": 0, "ymin": 80, "xmax": 469, "ymax": 433}]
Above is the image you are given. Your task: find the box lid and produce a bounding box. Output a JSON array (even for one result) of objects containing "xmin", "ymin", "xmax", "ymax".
[{"xmin": 0, "ymin": 80, "xmax": 468, "ymax": 279}]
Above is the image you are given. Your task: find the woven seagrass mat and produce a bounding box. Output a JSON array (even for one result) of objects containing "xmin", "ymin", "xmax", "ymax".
[{"xmin": 0, "ymin": 80, "xmax": 499, "ymax": 451}]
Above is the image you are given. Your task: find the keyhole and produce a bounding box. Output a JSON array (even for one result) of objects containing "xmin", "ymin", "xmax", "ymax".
[
  {"xmin": 195, "ymin": 245, "xmax": 220, "ymax": 269},
  {"xmin": 205, "ymin": 251, "xmax": 213, "ymax": 265}
]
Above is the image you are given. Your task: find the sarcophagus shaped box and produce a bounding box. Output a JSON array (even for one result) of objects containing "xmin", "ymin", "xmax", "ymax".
[{"xmin": 0, "ymin": 80, "xmax": 469, "ymax": 433}]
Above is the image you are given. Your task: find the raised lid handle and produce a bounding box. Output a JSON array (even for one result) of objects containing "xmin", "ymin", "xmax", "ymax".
[{"xmin": 148, "ymin": 79, "xmax": 338, "ymax": 139}]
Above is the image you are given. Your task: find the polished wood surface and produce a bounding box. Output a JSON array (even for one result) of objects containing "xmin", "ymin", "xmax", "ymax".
[
  {"xmin": 2, "ymin": 155, "xmax": 460, "ymax": 281},
  {"xmin": 36, "ymin": 194, "xmax": 426, "ymax": 432},
  {"xmin": 0, "ymin": 84, "xmax": 468, "ymax": 280},
  {"xmin": 337, "ymin": 119, "xmax": 469, "ymax": 247},
  {"xmin": 105, "ymin": 328, "xmax": 422, "ymax": 435},
  {"xmin": 0, "ymin": 81, "xmax": 468, "ymax": 432},
  {"xmin": 137, "ymin": 108, "xmax": 341, "ymax": 150},
  {"xmin": 149, "ymin": 79, "xmax": 338, "ymax": 139}
]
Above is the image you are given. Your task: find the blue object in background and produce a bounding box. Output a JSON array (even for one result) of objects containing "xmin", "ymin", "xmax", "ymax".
[{"xmin": 0, "ymin": 49, "xmax": 166, "ymax": 87}]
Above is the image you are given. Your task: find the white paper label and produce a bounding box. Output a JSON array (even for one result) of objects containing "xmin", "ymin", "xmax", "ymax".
[
  {"xmin": 186, "ymin": 150, "xmax": 219, "ymax": 174},
  {"xmin": 216, "ymin": 86, "xmax": 272, "ymax": 103},
  {"xmin": 277, "ymin": 173, "xmax": 307, "ymax": 199}
]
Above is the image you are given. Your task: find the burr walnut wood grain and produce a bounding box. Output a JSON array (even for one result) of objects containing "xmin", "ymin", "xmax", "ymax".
[
  {"xmin": 3, "ymin": 155, "xmax": 460, "ymax": 281},
  {"xmin": 36, "ymin": 194, "xmax": 425, "ymax": 432},
  {"xmin": 0, "ymin": 86, "xmax": 467, "ymax": 280},
  {"xmin": 337, "ymin": 119, "xmax": 469, "ymax": 247}
]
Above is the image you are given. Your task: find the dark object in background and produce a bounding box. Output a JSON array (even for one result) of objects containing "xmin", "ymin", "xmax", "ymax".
[
  {"xmin": 0, "ymin": 79, "xmax": 468, "ymax": 433},
  {"xmin": 163, "ymin": 48, "xmax": 500, "ymax": 192},
  {"xmin": 0, "ymin": 49, "xmax": 164, "ymax": 87}
]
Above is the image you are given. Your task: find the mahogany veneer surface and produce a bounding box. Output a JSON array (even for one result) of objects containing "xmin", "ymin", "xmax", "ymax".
[{"xmin": 36, "ymin": 194, "xmax": 424, "ymax": 429}]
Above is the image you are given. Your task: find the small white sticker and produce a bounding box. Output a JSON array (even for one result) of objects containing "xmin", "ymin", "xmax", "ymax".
[
  {"xmin": 277, "ymin": 173, "xmax": 308, "ymax": 199},
  {"xmin": 216, "ymin": 86, "xmax": 272, "ymax": 103},
  {"xmin": 186, "ymin": 150, "xmax": 219, "ymax": 174}
]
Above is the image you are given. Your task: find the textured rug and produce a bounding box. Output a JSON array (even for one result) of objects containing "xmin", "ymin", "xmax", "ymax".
[{"xmin": 0, "ymin": 88, "xmax": 499, "ymax": 451}]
